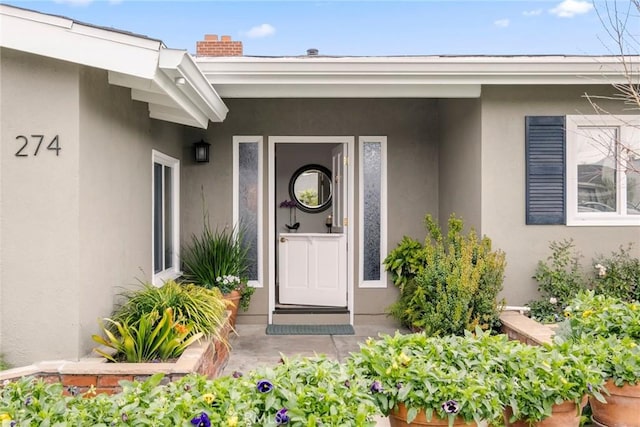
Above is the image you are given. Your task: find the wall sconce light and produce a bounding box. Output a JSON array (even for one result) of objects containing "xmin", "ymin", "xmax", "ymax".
[{"xmin": 193, "ymin": 139, "xmax": 211, "ymax": 163}]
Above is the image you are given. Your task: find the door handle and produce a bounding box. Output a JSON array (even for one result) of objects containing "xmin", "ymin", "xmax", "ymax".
[{"xmin": 280, "ymin": 237, "xmax": 287, "ymax": 243}]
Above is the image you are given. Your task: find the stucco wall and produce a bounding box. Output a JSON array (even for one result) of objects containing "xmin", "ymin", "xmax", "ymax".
[
  {"xmin": 438, "ymin": 98, "xmax": 482, "ymax": 231},
  {"xmin": 181, "ymin": 98, "xmax": 439, "ymax": 320},
  {"xmin": 1, "ymin": 48, "xmax": 81, "ymax": 365},
  {"xmin": 0, "ymin": 49, "xmax": 188, "ymax": 366},
  {"xmin": 480, "ymin": 85, "xmax": 640, "ymax": 305},
  {"xmin": 77, "ymin": 67, "xmax": 185, "ymax": 358}
]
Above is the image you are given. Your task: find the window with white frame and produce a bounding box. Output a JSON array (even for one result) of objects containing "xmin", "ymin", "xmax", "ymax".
[
  {"xmin": 233, "ymin": 136, "xmax": 263, "ymax": 287},
  {"xmin": 566, "ymin": 116, "xmax": 640, "ymax": 226},
  {"xmin": 152, "ymin": 150, "xmax": 180, "ymax": 284},
  {"xmin": 359, "ymin": 136, "xmax": 387, "ymax": 287}
]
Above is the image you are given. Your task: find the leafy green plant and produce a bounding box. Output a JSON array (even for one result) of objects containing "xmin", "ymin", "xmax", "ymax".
[
  {"xmin": 577, "ymin": 335, "xmax": 640, "ymax": 386},
  {"xmin": 383, "ymin": 236, "xmax": 425, "ymax": 290},
  {"xmin": 1, "ymin": 357, "xmax": 381, "ymax": 426},
  {"xmin": 387, "ymin": 214, "xmax": 505, "ymax": 335},
  {"xmin": 503, "ymin": 339, "xmax": 605, "ymax": 423},
  {"xmin": 92, "ymin": 307, "xmax": 204, "ymax": 362},
  {"xmin": 112, "ymin": 280, "xmax": 228, "ymax": 339},
  {"xmin": 591, "ymin": 244, "xmax": 640, "ymax": 302},
  {"xmin": 560, "ymin": 290, "xmax": 640, "ymax": 340},
  {"xmin": 350, "ymin": 330, "xmax": 508, "ymax": 425},
  {"xmin": 529, "ymin": 239, "xmax": 588, "ymax": 323}
]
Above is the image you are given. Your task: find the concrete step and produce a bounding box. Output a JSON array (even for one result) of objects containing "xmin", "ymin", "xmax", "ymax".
[{"xmin": 271, "ymin": 311, "xmax": 350, "ymax": 325}]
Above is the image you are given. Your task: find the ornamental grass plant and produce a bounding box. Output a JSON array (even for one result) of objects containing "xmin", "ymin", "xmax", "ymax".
[
  {"xmin": 92, "ymin": 280, "xmax": 229, "ymax": 363},
  {"xmin": 112, "ymin": 280, "xmax": 228, "ymax": 338}
]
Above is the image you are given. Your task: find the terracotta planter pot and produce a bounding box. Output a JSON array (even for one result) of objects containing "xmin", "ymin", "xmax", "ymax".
[
  {"xmin": 389, "ymin": 404, "xmax": 477, "ymax": 426},
  {"xmin": 223, "ymin": 290, "xmax": 241, "ymax": 328},
  {"xmin": 590, "ymin": 380, "xmax": 640, "ymax": 427},
  {"xmin": 504, "ymin": 395, "xmax": 587, "ymax": 427}
]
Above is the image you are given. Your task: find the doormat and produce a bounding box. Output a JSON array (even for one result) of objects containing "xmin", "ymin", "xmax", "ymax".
[{"xmin": 266, "ymin": 324, "xmax": 355, "ymax": 335}]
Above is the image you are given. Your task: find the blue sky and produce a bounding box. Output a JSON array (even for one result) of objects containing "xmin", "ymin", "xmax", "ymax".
[{"xmin": 6, "ymin": 1, "xmax": 636, "ymax": 56}]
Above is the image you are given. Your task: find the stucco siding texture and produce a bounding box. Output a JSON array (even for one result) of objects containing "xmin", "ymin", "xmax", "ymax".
[
  {"xmin": 480, "ymin": 85, "xmax": 640, "ymax": 305},
  {"xmin": 181, "ymin": 99, "xmax": 439, "ymax": 319},
  {"xmin": 1, "ymin": 48, "xmax": 81, "ymax": 365},
  {"xmin": 438, "ymin": 99, "xmax": 482, "ymax": 232},
  {"xmin": 77, "ymin": 67, "xmax": 186, "ymax": 360}
]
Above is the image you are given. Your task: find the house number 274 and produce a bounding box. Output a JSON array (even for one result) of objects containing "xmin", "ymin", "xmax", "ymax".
[{"xmin": 15, "ymin": 135, "xmax": 61, "ymax": 157}]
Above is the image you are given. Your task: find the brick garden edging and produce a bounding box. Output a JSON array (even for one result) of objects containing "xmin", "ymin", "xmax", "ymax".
[{"xmin": 0, "ymin": 313, "xmax": 233, "ymax": 395}]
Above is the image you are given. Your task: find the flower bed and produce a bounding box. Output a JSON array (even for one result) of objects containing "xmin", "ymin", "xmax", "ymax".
[{"xmin": 0, "ymin": 313, "xmax": 232, "ymax": 396}]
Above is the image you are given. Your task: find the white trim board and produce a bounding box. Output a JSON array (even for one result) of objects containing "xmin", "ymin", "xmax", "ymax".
[
  {"xmin": 268, "ymin": 136, "xmax": 355, "ymax": 324},
  {"xmin": 233, "ymin": 136, "xmax": 264, "ymax": 288}
]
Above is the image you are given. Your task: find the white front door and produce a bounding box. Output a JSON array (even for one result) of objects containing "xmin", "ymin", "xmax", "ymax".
[
  {"xmin": 278, "ymin": 233, "xmax": 347, "ymax": 306},
  {"xmin": 269, "ymin": 137, "xmax": 353, "ymax": 319}
]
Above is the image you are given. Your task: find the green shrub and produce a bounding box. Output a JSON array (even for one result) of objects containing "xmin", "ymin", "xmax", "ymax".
[
  {"xmin": 529, "ymin": 239, "xmax": 588, "ymax": 323},
  {"xmin": 591, "ymin": 244, "xmax": 640, "ymax": 302},
  {"xmin": 387, "ymin": 214, "xmax": 505, "ymax": 335},
  {"xmin": 529, "ymin": 241, "xmax": 639, "ymax": 322},
  {"xmin": 112, "ymin": 280, "xmax": 228, "ymax": 339}
]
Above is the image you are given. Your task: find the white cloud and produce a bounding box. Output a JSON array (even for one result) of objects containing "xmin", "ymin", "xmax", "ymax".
[
  {"xmin": 523, "ymin": 9, "xmax": 543, "ymax": 16},
  {"xmin": 494, "ymin": 19, "xmax": 510, "ymax": 28},
  {"xmin": 549, "ymin": 0, "xmax": 593, "ymax": 18},
  {"xmin": 244, "ymin": 24, "xmax": 276, "ymax": 39}
]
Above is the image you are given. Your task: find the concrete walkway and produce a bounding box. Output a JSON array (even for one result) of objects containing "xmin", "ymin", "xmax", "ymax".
[{"xmin": 222, "ymin": 323, "xmax": 408, "ymax": 426}]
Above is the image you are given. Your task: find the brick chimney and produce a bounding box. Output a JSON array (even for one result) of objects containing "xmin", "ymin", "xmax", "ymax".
[{"xmin": 196, "ymin": 34, "xmax": 243, "ymax": 57}]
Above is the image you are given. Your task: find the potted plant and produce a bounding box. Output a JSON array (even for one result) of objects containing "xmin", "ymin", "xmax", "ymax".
[
  {"xmin": 582, "ymin": 336, "xmax": 640, "ymax": 427},
  {"xmin": 560, "ymin": 291, "xmax": 640, "ymax": 427},
  {"xmin": 502, "ymin": 339, "xmax": 605, "ymax": 426},
  {"xmin": 349, "ymin": 330, "xmax": 509, "ymax": 426},
  {"xmin": 181, "ymin": 221, "xmax": 253, "ymax": 327},
  {"xmin": 384, "ymin": 214, "xmax": 505, "ymax": 335}
]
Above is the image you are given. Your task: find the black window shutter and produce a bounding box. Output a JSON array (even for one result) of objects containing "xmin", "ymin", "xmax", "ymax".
[{"xmin": 525, "ymin": 116, "xmax": 566, "ymax": 225}]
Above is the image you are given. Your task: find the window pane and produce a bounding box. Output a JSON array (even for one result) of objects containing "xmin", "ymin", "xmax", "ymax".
[
  {"xmin": 576, "ymin": 128, "xmax": 617, "ymax": 213},
  {"xmin": 239, "ymin": 143, "xmax": 259, "ymax": 281},
  {"xmin": 153, "ymin": 163, "xmax": 163, "ymax": 274},
  {"xmin": 164, "ymin": 166, "xmax": 173, "ymax": 269},
  {"xmin": 363, "ymin": 142, "xmax": 381, "ymax": 281}
]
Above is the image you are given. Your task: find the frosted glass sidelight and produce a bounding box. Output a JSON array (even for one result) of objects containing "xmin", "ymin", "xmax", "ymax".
[
  {"xmin": 363, "ymin": 142, "xmax": 381, "ymax": 281},
  {"xmin": 239, "ymin": 143, "xmax": 259, "ymax": 280}
]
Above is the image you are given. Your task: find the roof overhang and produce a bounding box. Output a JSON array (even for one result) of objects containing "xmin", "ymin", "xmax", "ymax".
[
  {"xmin": 197, "ymin": 56, "xmax": 639, "ymax": 98},
  {"xmin": 0, "ymin": 4, "xmax": 228, "ymax": 128}
]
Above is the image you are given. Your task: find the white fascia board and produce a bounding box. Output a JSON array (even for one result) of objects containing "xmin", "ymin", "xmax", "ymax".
[
  {"xmin": 196, "ymin": 55, "xmax": 638, "ymax": 97},
  {"xmin": 149, "ymin": 104, "xmax": 203, "ymax": 128},
  {"xmin": 158, "ymin": 48, "xmax": 228, "ymax": 122},
  {"xmin": 215, "ymin": 84, "xmax": 481, "ymax": 98},
  {"xmin": 0, "ymin": 5, "xmax": 160, "ymax": 79},
  {"xmin": 152, "ymin": 69, "xmax": 210, "ymax": 128}
]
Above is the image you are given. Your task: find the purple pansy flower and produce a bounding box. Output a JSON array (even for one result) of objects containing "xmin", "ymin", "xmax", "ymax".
[
  {"xmin": 275, "ymin": 408, "xmax": 290, "ymax": 425},
  {"xmin": 370, "ymin": 380, "xmax": 383, "ymax": 393},
  {"xmin": 442, "ymin": 399, "xmax": 460, "ymax": 414},
  {"xmin": 121, "ymin": 413, "xmax": 129, "ymax": 422},
  {"xmin": 232, "ymin": 371, "xmax": 243, "ymax": 378},
  {"xmin": 190, "ymin": 412, "xmax": 211, "ymax": 427},
  {"xmin": 257, "ymin": 379, "xmax": 274, "ymax": 393}
]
